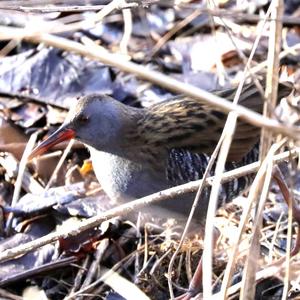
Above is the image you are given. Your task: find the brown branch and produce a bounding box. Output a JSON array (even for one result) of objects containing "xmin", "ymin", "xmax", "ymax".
[
  {"xmin": 0, "ymin": 148, "xmax": 297, "ymax": 265},
  {"xmin": 0, "ymin": 28, "xmax": 297, "ymax": 140},
  {"xmin": 241, "ymin": 1, "xmax": 285, "ymax": 298}
]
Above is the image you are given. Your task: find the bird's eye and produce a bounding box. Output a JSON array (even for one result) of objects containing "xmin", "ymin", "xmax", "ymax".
[{"xmin": 78, "ymin": 115, "xmax": 89, "ymax": 123}]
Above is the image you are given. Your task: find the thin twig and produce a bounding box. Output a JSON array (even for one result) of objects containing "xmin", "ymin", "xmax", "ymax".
[
  {"xmin": 167, "ymin": 134, "xmax": 223, "ymax": 299},
  {"xmin": 78, "ymin": 239, "xmax": 109, "ymax": 299},
  {"xmin": 39, "ymin": 0, "xmax": 133, "ymax": 35},
  {"xmin": 260, "ymin": 0, "xmax": 284, "ymax": 158},
  {"xmin": 268, "ymin": 212, "xmax": 284, "ymax": 264},
  {"xmin": 240, "ymin": 140, "xmax": 286, "ymax": 299},
  {"xmin": 282, "ymin": 182, "xmax": 293, "ymax": 299},
  {"xmin": 45, "ymin": 139, "xmax": 75, "ymax": 190},
  {"xmin": 203, "ymin": 113, "xmax": 238, "ymax": 298},
  {"xmin": 212, "ymin": 255, "xmax": 295, "ymax": 299},
  {"xmin": 151, "ymin": 8, "xmax": 202, "ymax": 57},
  {"xmin": 242, "ymin": 1, "xmax": 284, "ymax": 298},
  {"xmin": 6, "ymin": 132, "xmax": 38, "ymax": 232},
  {"xmin": 65, "ymin": 247, "xmax": 147, "ymax": 300},
  {"xmin": 119, "ymin": 2, "xmax": 132, "ymax": 55},
  {"xmin": 69, "ymin": 256, "xmax": 90, "ymax": 295},
  {"xmin": 0, "ymin": 153, "xmax": 44, "ymax": 194},
  {"xmin": 100, "ymin": 266, "xmax": 151, "ymax": 300},
  {"xmin": 14, "ymin": 2, "xmax": 142, "ymax": 13},
  {"xmin": 0, "ymin": 28, "xmax": 297, "ymax": 139},
  {"xmin": 273, "ymin": 168, "xmax": 294, "ymax": 300},
  {"xmin": 202, "ymin": 4, "xmax": 273, "ymax": 294},
  {"xmin": 0, "ymin": 148, "xmax": 297, "ymax": 265},
  {"xmin": 220, "ymin": 140, "xmax": 285, "ymax": 299}
]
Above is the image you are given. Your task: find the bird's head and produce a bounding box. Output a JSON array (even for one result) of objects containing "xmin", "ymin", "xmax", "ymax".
[{"xmin": 29, "ymin": 94, "xmax": 136, "ymax": 160}]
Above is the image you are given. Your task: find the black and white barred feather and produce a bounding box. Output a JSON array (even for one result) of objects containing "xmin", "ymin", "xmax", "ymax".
[{"xmin": 166, "ymin": 144, "xmax": 259, "ymax": 205}]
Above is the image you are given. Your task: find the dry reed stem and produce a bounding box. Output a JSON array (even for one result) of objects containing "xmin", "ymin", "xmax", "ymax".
[
  {"xmin": 151, "ymin": 8, "xmax": 203, "ymax": 56},
  {"xmin": 212, "ymin": 256, "xmax": 290, "ymax": 299},
  {"xmin": 241, "ymin": 142, "xmax": 282, "ymax": 299},
  {"xmin": 64, "ymin": 244, "xmax": 149, "ymax": 300},
  {"xmin": 268, "ymin": 212, "xmax": 284, "ymax": 264},
  {"xmin": 0, "ymin": 148, "xmax": 297, "ymax": 264},
  {"xmin": 274, "ymin": 167, "xmax": 294, "ymax": 299},
  {"xmin": 282, "ymin": 181, "xmax": 293, "ymax": 299},
  {"xmin": 167, "ymin": 134, "xmax": 224, "ymax": 299},
  {"xmin": 2, "ymin": 1, "xmax": 151, "ymax": 13},
  {"xmin": 263, "ymin": 2, "xmax": 294, "ymax": 296},
  {"xmin": 69, "ymin": 256, "xmax": 91, "ymax": 296},
  {"xmin": 221, "ymin": 140, "xmax": 286, "ymax": 299},
  {"xmin": 80, "ymin": 239, "xmax": 109, "ymax": 297},
  {"xmin": 69, "ymin": 265, "xmax": 150, "ymax": 300},
  {"xmin": 0, "ymin": 27, "xmax": 298, "ymax": 140},
  {"xmin": 100, "ymin": 266, "xmax": 150, "ymax": 300},
  {"xmin": 202, "ymin": 112, "xmax": 238, "ymax": 298},
  {"xmin": 202, "ymin": 5, "xmax": 275, "ymax": 295},
  {"xmin": 49, "ymin": 0, "xmax": 130, "ymax": 35},
  {"xmin": 6, "ymin": 132, "xmax": 38, "ymax": 232},
  {"xmin": 119, "ymin": 4, "xmax": 132, "ymax": 55},
  {"xmin": 260, "ymin": 0, "xmax": 284, "ymax": 158},
  {"xmin": 163, "ymin": 6, "xmax": 270, "ymax": 293},
  {"xmin": 242, "ymin": 1, "xmax": 285, "ymax": 298},
  {"xmin": 2, "ymin": 4, "xmax": 299, "ymax": 26},
  {"xmin": 44, "ymin": 139, "xmax": 75, "ymax": 190}
]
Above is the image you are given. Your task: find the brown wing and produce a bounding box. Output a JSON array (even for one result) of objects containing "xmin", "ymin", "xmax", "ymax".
[
  {"xmin": 140, "ymin": 81, "xmax": 292, "ymax": 162},
  {"xmin": 215, "ymin": 81, "xmax": 292, "ymax": 160}
]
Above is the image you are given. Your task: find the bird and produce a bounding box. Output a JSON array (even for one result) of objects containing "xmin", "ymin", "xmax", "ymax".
[
  {"xmin": 29, "ymin": 82, "xmax": 292, "ymax": 222},
  {"xmin": 28, "ymin": 81, "xmax": 293, "ymax": 299}
]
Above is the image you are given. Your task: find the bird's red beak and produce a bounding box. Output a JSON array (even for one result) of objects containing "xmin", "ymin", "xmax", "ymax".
[{"xmin": 28, "ymin": 126, "xmax": 75, "ymax": 160}]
